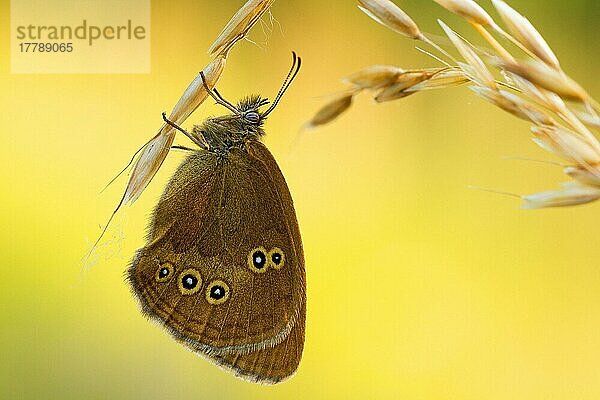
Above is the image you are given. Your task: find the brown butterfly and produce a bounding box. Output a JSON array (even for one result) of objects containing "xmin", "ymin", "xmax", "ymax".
[{"xmin": 127, "ymin": 53, "xmax": 305, "ymax": 384}]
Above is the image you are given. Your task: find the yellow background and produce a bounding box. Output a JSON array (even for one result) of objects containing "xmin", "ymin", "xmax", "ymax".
[{"xmin": 2, "ymin": 0, "xmax": 600, "ymax": 398}]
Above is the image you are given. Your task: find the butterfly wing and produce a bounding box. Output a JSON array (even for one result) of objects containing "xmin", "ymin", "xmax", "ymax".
[
  {"xmin": 211, "ymin": 297, "xmax": 305, "ymax": 384},
  {"xmin": 128, "ymin": 142, "xmax": 305, "ymax": 383}
]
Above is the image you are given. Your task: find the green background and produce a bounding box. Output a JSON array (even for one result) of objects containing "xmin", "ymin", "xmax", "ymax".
[{"xmin": 2, "ymin": 0, "xmax": 600, "ymax": 398}]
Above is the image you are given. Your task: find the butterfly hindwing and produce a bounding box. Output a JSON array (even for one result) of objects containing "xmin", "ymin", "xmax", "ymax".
[{"xmin": 128, "ymin": 142, "xmax": 305, "ymax": 382}]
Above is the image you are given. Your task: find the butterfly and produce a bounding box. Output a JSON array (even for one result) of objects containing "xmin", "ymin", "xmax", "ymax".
[{"xmin": 127, "ymin": 52, "xmax": 305, "ymax": 384}]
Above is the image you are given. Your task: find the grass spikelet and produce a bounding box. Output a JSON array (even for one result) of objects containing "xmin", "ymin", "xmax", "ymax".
[
  {"xmin": 374, "ymin": 69, "xmax": 443, "ymax": 102},
  {"xmin": 531, "ymin": 125, "xmax": 600, "ymax": 165},
  {"xmin": 168, "ymin": 57, "xmax": 227, "ymax": 126},
  {"xmin": 122, "ymin": 128, "xmax": 176, "ymax": 205},
  {"xmin": 506, "ymin": 72, "xmax": 566, "ymax": 112},
  {"xmin": 578, "ymin": 113, "xmax": 600, "ymax": 130},
  {"xmin": 564, "ymin": 166, "xmax": 600, "ymax": 187},
  {"xmin": 433, "ymin": 0, "xmax": 495, "ymax": 27},
  {"xmin": 496, "ymin": 59, "xmax": 588, "ymax": 103},
  {"xmin": 497, "ymin": 90, "xmax": 554, "ymax": 125},
  {"xmin": 404, "ymin": 68, "xmax": 469, "ymax": 92},
  {"xmin": 471, "ymin": 87, "xmax": 553, "ymax": 125},
  {"xmin": 208, "ymin": 0, "xmax": 276, "ymax": 57},
  {"xmin": 358, "ymin": 0, "xmax": 422, "ymax": 39},
  {"xmin": 439, "ymin": 21, "xmax": 496, "ymax": 88},
  {"xmin": 304, "ymin": 92, "xmax": 356, "ymax": 129},
  {"xmin": 521, "ymin": 182, "xmax": 600, "ymax": 209},
  {"xmin": 343, "ymin": 65, "xmax": 404, "ymax": 89},
  {"xmin": 491, "ymin": 0, "xmax": 560, "ymax": 70}
]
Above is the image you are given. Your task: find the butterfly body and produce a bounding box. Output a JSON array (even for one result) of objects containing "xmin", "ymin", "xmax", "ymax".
[{"xmin": 127, "ymin": 79, "xmax": 306, "ymax": 384}]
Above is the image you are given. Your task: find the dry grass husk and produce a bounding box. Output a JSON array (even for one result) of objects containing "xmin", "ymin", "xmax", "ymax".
[{"xmin": 309, "ymin": 0, "xmax": 600, "ymax": 209}]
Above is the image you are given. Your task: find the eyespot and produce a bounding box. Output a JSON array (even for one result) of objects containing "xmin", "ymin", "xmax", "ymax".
[
  {"xmin": 244, "ymin": 111, "xmax": 260, "ymax": 123},
  {"xmin": 247, "ymin": 247, "xmax": 268, "ymax": 273},
  {"xmin": 156, "ymin": 262, "xmax": 174, "ymax": 282},
  {"xmin": 177, "ymin": 269, "xmax": 202, "ymax": 295},
  {"xmin": 205, "ymin": 280, "xmax": 230, "ymax": 305},
  {"xmin": 268, "ymin": 247, "xmax": 285, "ymax": 270}
]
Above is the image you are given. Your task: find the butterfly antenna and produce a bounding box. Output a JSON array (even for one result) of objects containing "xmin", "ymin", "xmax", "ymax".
[
  {"xmin": 263, "ymin": 51, "xmax": 302, "ymax": 117},
  {"xmin": 199, "ymin": 71, "xmax": 240, "ymax": 114}
]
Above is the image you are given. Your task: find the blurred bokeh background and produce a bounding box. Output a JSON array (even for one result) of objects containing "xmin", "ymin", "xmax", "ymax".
[{"xmin": 2, "ymin": 0, "xmax": 600, "ymax": 398}]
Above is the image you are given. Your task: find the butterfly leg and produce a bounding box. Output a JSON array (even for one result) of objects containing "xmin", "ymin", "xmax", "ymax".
[
  {"xmin": 162, "ymin": 112, "xmax": 209, "ymax": 150},
  {"xmin": 199, "ymin": 71, "xmax": 240, "ymax": 114},
  {"xmin": 171, "ymin": 145, "xmax": 196, "ymax": 152}
]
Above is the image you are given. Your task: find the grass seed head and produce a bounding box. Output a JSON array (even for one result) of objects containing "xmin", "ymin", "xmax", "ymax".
[
  {"xmin": 306, "ymin": 92, "xmax": 356, "ymax": 128},
  {"xmin": 344, "ymin": 65, "xmax": 405, "ymax": 89},
  {"xmin": 405, "ymin": 68, "xmax": 470, "ymax": 92},
  {"xmin": 439, "ymin": 21, "xmax": 496, "ymax": 88},
  {"xmin": 434, "ymin": 0, "xmax": 495, "ymax": 27},
  {"xmin": 521, "ymin": 181, "xmax": 600, "ymax": 209},
  {"xmin": 497, "ymin": 90, "xmax": 554, "ymax": 125},
  {"xmin": 564, "ymin": 166, "xmax": 600, "ymax": 188},
  {"xmin": 576, "ymin": 111, "xmax": 600, "ymax": 130},
  {"xmin": 169, "ymin": 56, "xmax": 227, "ymax": 125},
  {"xmin": 491, "ymin": 0, "xmax": 560, "ymax": 70},
  {"xmin": 123, "ymin": 128, "xmax": 176, "ymax": 204},
  {"xmin": 208, "ymin": 0, "xmax": 275, "ymax": 57},
  {"xmin": 358, "ymin": 0, "xmax": 423, "ymax": 39},
  {"xmin": 497, "ymin": 59, "xmax": 588, "ymax": 102},
  {"xmin": 506, "ymin": 72, "xmax": 566, "ymax": 112},
  {"xmin": 471, "ymin": 87, "xmax": 554, "ymax": 125},
  {"xmin": 531, "ymin": 125, "xmax": 600, "ymax": 165},
  {"xmin": 374, "ymin": 69, "xmax": 441, "ymax": 102}
]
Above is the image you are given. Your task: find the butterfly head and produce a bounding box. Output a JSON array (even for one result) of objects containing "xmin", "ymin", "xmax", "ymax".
[
  {"xmin": 236, "ymin": 95, "xmax": 270, "ymax": 127},
  {"xmin": 197, "ymin": 52, "xmax": 301, "ymax": 151},
  {"xmin": 205, "ymin": 52, "xmax": 301, "ymax": 125}
]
